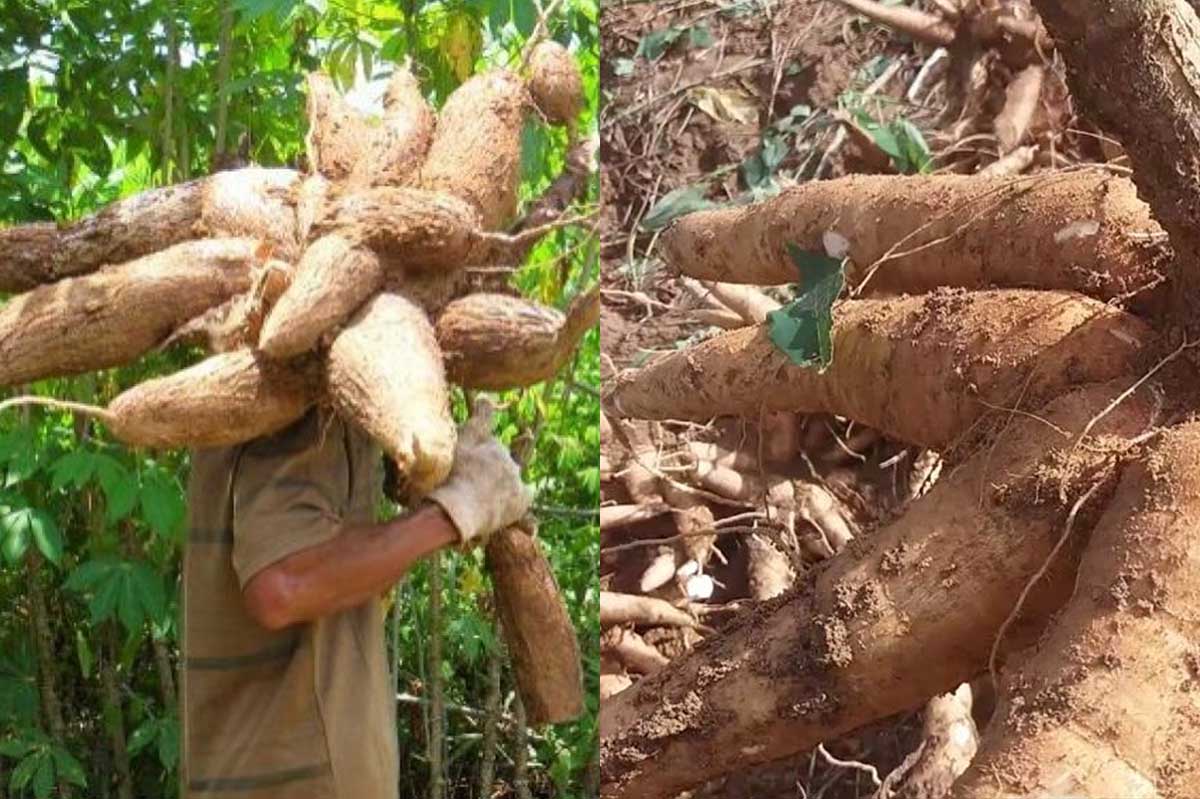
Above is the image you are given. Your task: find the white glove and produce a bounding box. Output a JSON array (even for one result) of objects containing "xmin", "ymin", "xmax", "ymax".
[{"xmin": 428, "ymin": 398, "xmax": 533, "ymax": 544}]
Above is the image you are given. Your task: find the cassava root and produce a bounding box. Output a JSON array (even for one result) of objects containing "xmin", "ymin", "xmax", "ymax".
[
  {"xmin": 607, "ymin": 289, "xmax": 1150, "ymax": 451},
  {"xmin": 661, "ymin": 171, "xmax": 1168, "ymax": 305}
]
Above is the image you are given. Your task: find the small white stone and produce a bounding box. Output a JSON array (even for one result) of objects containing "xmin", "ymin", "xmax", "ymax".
[
  {"xmin": 686, "ymin": 574, "xmax": 715, "ymax": 600},
  {"xmin": 822, "ymin": 229, "xmax": 851, "ymax": 258},
  {"xmin": 1054, "ymin": 219, "xmax": 1100, "ymax": 243}
]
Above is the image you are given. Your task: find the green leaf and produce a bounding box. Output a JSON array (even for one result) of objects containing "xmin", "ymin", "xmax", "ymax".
[
  {"xmin": 687, "ymin": 24, "xmax": 713, "ymax": 49},
  {"xmin": 27, "ymin": 510, "xmax": 60, "ymax": 566},
  {"xmin": 0, "ymin": 67, "xmax": 28, "ymax": 151},
  {"xmin": 139, "ymin": 469, "xmax": 184, "ymax": 540},
  {"xmin": 766, "ymin": 244, "xmax": 845, "ymax": 369},
  {"xmin": 10, "ymin": 751, "xmax": 38, "ymax": 791},
  {"xmin": 0, "ymin": 508, "xmax": 31, "ymax": 566},
  {"xmin": 893, "ymin": 119, "xmax": 932, "ymax": 174},
  {"xmin": 0, "ymin": 739, "xmax": 30, "ymax": 759},
  {"xmin": 49, "ymin": 450, "xmax": 97, "ymax": 491},
  {"xmin": 95, "ymin": 455, "xmax": 137, "ymax": 522},
  {"xmin": 157, "ymin": 717, "xmax": 179, "ymax": 771},
  {"xmin": 127, "ymin": 719, "xmax": 156, "ymax": 755},
  {"xmin": 641, "ymin": 184, "xmax": 717, "ymax": 231},
  {"xmin": 50, "ymin": 748, "xmax": 85, "ymax": 787},
  {"xmin": 636, "ymin": 27, "xmax": 682, "ymax": 60},
  {"xmin": 31, "ymin": 754, "xmax": 52, "ymax": 799},
  {"xmin": 74, "ymin": 629, "xmax": 92, "ymax": 680},
  {"xmin": 130, "ymin": 561, "xmax": 166, "ymax": 625}
]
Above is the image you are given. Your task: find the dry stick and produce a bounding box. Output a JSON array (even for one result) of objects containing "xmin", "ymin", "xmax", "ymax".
[
  {"xmin": 477, "ymin": 640, "xmax": 503, "ymax": 797},
  {"xmin": 600, "ymin": 525, "xmax": 776, "ymax": 555},
  {"xmin": 986, "ymin": 478, "xmax": 1105, "ymax": 695},
  {"xmin": 832, "ymin": 0, "xmax": 956, "ymax": 44},
  {"xmin": 427, "ymin": 553, "xmax": 446, "ymax": 799}
]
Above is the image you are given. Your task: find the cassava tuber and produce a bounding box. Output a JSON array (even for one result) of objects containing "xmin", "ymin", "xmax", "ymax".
[
  {"xmin": 326, "ymin": 292, "xmax": 456, "ymax": 497},
  {"xmin": 0, "ymin": 238, "xmax": 261, "ymax": 388}
]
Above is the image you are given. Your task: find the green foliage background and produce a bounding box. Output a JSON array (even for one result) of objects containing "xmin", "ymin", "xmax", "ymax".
[{"xmin": 0, "ymin": 0, "xmax": 599, "ymax": 796}]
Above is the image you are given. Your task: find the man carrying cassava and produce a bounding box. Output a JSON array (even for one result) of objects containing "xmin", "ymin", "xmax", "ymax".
[{"xmin": 180, "ymin": 399, "xmax": 529, "ymax": 798}]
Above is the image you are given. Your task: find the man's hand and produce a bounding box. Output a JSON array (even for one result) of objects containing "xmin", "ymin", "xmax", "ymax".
[{"xmin": 428, "ymin": 398, "xmax": 533, "ymax": 544}]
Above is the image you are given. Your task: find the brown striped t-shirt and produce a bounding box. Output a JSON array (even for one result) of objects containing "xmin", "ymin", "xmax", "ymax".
[{"xmin": 181, "ymin": 410, "xmax": 398, "ymax": 799}]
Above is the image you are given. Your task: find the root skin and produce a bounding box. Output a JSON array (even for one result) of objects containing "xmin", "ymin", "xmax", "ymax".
[
  {"xmin": 608, "ymin": 289, "xmax": 1150, "ymax": 450},
  {"xmin": 0, "ymin": 167, "xmax": 300, "ymax": 291},
  {"xmin": 420, "ymin": 70, "xmax": 530, "ymax": 230},
  {"xmin": 257, "ymin": 234, "xmax": 384, "ymax": 359},
  {"xmin": 600, "ymin": 381, "xmax": 1155, "ymax": 799},
  {"xmin": 326, "ymin": 292, "xmax": 455, "ymax": 497},
  {"xmin": 528, "ymin": 41, "xmax": 584, "ymax": 126},
  {"xmin": 0, "ymin": 238, "xmax": 261, "ymax": 388},
  {"xmin": 107, "ymin": 350, "xmax": 315, "ymax": 449},
  {"xmin": 953, "ymin": 421, "xmax": 1200, "ymax": 799},
  {"xmin": 364, "ymin": 67, "xmax": 435, "ymax": 186},
  {"xmin": 313, "ymin": 186, "xmax": 481, "ymax": 270},
  {"xmin": 435, "ymin": 287, "xmax": 599, "ymax": 390},
  {"xmin": 661, "ymin": 172, "xmax": 1168, "ymax": 304},
  {"xmin": 486, "ymin": 525, "xmax": 585, "ymax": 726}
]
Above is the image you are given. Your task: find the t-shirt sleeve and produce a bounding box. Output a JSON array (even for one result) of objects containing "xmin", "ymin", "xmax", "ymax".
[{"xmin": 230, "ymin": 412, "xmax": 352, "ymax": 588}]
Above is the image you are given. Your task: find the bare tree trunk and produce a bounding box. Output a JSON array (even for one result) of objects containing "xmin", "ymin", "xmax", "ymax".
[
  {"xmin": 26, "ymin": 551, "xmax": 70, "ymax": 798},
  {"xmin": 477, "ymin": 634, "xmax": 503, "ymax": 798},
  {"xmin": 161, "ymin": 0, "xmax": 179, "ymax": 183},
  {"xmin": 99, "ymin": 625, "xmax": 133, "ymax": 799},
  {"xmin": 152, "ymin": 635, "xmax": 177, "ymax": 711},
  {"xmin": 511, "ymin": 691, "xmax": 533, "ymax": 799},
  {"xmin": 426, "ymin": 553, "xmax": 445, "ymax": 799},
  {"xmin": 214, "ymin": 0, "xmax": 234, "ymax": 162}
]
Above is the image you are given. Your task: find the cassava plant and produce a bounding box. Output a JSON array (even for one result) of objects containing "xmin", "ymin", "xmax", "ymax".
[{"xmin": 600, "ymin": 0, "xmax": 1200, "ymax": 796}]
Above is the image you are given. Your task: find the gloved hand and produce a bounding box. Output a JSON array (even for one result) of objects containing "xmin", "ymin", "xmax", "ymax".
[{"xmin": 428, "ymin": 397, "xmax": 533, "ymax": 544}]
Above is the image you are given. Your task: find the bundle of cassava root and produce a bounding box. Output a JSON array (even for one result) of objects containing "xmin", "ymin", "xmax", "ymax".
[{"xmin": 0, "ymin": 41, "xmax": 593, "ymax": 725}]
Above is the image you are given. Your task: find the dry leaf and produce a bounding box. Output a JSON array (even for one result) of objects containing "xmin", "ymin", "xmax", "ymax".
[{"xmin": 687, "ymin": 85, "xmax": 759, "ymax": 126}]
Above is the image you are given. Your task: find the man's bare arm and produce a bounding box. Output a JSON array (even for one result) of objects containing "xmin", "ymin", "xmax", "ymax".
[
  {"xmin": 242, "ymin": 400, "xmax": 531, "ymax": 630},
  {"xmin": 242, "ymin": 503, "xmax": 458, "ymax": 630}
]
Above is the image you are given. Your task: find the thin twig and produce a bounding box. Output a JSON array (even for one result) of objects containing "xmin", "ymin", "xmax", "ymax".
[{"xmin": 816, "ymin": 744, "xmax": 883, "ymax": 788}]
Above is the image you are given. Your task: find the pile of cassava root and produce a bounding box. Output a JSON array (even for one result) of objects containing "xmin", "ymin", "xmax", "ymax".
[{"xmin": 0, "ymin": 41, "xmax": 597, "ymax": 500}]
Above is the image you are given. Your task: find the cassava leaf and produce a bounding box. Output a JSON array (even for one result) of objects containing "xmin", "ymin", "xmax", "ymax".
[
  {"xmin": 641, "ymin": 184, "xmax": 717, "ymax": 231},
  {"xmin": 766, "ymin": 244, "xmax": 844, "ymax": 369},
  {"xmin": 635, "ymin": 27, "xmax": 682, "ymax": 60}
]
